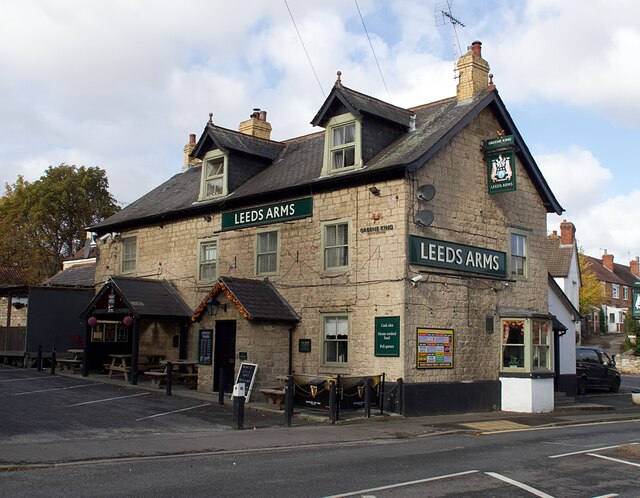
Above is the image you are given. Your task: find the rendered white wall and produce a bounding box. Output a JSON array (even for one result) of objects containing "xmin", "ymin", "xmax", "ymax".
[{"xmin": 501, "ymin": 376, "xmax": 554, "ymax": 413}]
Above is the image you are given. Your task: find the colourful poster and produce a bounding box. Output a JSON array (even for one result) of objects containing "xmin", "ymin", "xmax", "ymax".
[{"xmin": 416, "ymin": 328, "xmax": 454, "ymax": 369}]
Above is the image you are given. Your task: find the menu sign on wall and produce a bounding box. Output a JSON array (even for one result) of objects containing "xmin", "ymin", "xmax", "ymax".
[
  {"xmin": 417, "ymin": 328, "xmax": 453, "ymax": 369},
  {"xmin": 374, "ymin": 316, "xmax": 400, "ymax": 357}
]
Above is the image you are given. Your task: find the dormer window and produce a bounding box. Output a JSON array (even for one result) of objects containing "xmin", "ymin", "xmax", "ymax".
[
  {"xmin": 322, "ymin": 113, "xmax": 361, "ymax": 175},
  {"xmin": 199, "ymin": 150, "xmax": 228, "ymax": 200}
]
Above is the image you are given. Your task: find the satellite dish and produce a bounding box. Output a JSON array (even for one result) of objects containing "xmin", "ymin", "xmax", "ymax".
[
  {"xmin": 417, "ymin": 184, "xmax": 436, "ymax": 202},
  {"xmin": 415, "ymin": 210, "xmax": 434, "ymax": 227}
]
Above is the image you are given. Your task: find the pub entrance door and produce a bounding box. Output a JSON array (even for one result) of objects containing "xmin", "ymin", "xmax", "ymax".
[{"xmin": 214, "ymin": 320, "xmax": 236, "ymax": 393}]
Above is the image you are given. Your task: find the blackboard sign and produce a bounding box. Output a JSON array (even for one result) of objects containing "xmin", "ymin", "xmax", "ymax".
[
  {"xmin": 198, "ymin": 329, "xmax": 212, "ymax": 365},
  {"xmin": 298, "ymin": 338, "xmax": 311, "ymax": 353},
  {"xmin": 234, "ymin": 362, "xmax": 258, "ymax": 402}
]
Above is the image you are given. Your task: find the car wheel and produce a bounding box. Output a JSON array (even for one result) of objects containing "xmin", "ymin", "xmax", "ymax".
[
  {"xmin": 577, "ymin": 377, "xmax": 587, "ymax": 395},
  {"xmin": 610, "ymin": 377, "xmax": 621, "ymax": 393}
]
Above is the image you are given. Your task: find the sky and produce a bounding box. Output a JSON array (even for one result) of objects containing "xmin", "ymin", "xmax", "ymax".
[{"xmin": 1, "ymin": 0, "xmax": 638, "ymax": 264}]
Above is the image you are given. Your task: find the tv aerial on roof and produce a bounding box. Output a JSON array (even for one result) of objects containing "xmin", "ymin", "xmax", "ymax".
[{"xmin": 434, "ymin": 1, "xmax": 465, "ymax": 76}]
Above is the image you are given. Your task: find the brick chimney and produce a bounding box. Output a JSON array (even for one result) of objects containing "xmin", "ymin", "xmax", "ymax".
[
  {"xmin": 602, "ymin": 249, "xmax": 614, "ymax": 272},
  {"xmin": 182, "ymin": 133, "xmax": 201, "ymax": 172},
  {"xmin": 559, "ymin": 220, "xmax": 576, "ymax": 245},
  {"xmin": 456, "ymin": 41, "xmax": 491, "ymax": 101},
  {"xmin": 238, "ymin": 108, "xmax": 272, "ymax": 140},
  {"xmin": 630, "ymin": 256, "xmax": 639, "ymax": 278}
]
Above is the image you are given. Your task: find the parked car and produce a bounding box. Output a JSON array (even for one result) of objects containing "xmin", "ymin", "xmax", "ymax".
[{"xmin": 576, "ymin": 346, "xmax": 621, "ymax": 395}]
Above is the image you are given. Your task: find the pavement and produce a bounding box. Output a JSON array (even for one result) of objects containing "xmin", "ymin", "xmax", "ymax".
[{"xmin": 2, "ymin": 371, "xmax": 640, "ymax": 468}]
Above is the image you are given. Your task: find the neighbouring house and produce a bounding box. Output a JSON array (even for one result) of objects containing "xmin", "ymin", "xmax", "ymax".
[
  {"xmin": 547, "ymin": 220, "xmax": 581, "ymax": 395},
  {"xmin": 88, "ymin": 41, "xmax": 563, "ymax": 415},
  {"xmin": 584, "ymin": 252, "xmax": 639, "ymax": 333}
]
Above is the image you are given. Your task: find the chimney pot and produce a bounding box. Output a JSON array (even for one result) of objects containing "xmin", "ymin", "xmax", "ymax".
[
  {"xmin": 471, "ymin": 40, "xmax": 482, "ymax": 57},
  {"xmin": 189, "ymin": 133, "xmax": 196, "ymax": 144}
]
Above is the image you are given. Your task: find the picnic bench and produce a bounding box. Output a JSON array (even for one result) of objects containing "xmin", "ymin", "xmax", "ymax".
[
  {"xmin": 105, "ymin": 354, "xmax": 132, "ymax": 381},
  {"xmin": 57, "ymin": 358, "xmax": 81, "ymax": 372},
  {"xmin": 144, "ymin": 360, "xmax": 198, "ymax": 389},
  {"xmin": 259, "ymin": 388, "xmax": 286, "ymax": 409}
]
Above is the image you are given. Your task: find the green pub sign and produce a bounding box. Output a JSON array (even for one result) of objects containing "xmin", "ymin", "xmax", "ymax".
[
  {"xmin": 484, "ymin": 135, "xmax": 516, "ymax": 195},
  {"xmin": 375, "ymin": 316, "xmax": 400, "ymax": 357},
  {"xmin": 633, "ymin": 281, "xmax": 640, "ymax": 318},
  {"xmin": 221, "ymin": 197, "xmax": 313, "ymax": 231}
]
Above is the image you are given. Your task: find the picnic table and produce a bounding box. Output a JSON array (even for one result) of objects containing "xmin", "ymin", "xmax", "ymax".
[
  {"xmin": 144, "ymin": 359, "xmax": 198, "ymax": 389},
  {"xmin": 105, "ymin": 354, "xmax": 132, "ymax": 381},
  {"xmin": 56, "ymin": 349, "xmax": 84, "ymax": 372}
]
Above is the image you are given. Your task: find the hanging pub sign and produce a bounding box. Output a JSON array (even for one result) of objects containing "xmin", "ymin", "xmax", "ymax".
[
  {"xmin": 417, "ymin": 328, "xmax": 453, "ymax": 369},
  {"xmin": 375, "ymin": 316, "xmax": 400, "ymax": 357},
  {"xmin": 484, "ymin": 135, "xmax": 516, "ymax": 195},
  {"xmin": 633, "ymin": 281, "xmax": 640, "ymax": 318},
  {"xmin": 221, "ymin": 197, "xmax": 313, "ymax": 231}
]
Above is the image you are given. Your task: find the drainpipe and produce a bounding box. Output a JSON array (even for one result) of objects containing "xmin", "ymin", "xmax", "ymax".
[{"xmin": 288, "ymin": 325, "xmax": 297, "ymax": 376}]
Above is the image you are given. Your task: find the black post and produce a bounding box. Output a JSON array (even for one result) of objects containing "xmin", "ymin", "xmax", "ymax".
[
  {"xmin": 166, "ymin": 361, "xmax": 173, "ymax": 396},
  {"xmin": 284, "ymin": 376, "xmax": 294, "ymax": 427},
  {"xmin": 233, "ymin": 393, "xmax": 245, "ymax": 430},
  {"xmin": 83, "ymin": 322, "xmax": 91, "ymax": 377},
  {"xmin": 380, "ymin": 372, "xmax": 386, "ymax": 415},
  {"xmin": 130, "ymin": 317, "xmax": 140, "ymax": 386},
  {"xmin": 329, "ymin": 380, "xmax": 337, "ymax": 424},
  {"xmin": 364, "ymin": 377, "xmax": 371, "ymax": 418},
  {"xmin": 37, "ymin": 346, "xmax": 42, "ymax": 372},
  {"xmin": 50, "ymin": 348, "xmax": 56, "ymax": 375},
  {"xmin": 397, "ymin": 378, "xmax": 404, "ymax": 416},
  {"xmin": 218, "ymin": 367, "xmax": 226, "ymax": 405},
  {"xmin": 336, "ymin": 375, "xmax": 341, "ymax": 422}
]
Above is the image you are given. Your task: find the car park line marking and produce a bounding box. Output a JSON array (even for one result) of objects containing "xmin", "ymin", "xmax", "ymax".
[
  {"xmin": 0, "ymin": 376, "xmax": 59, "ymax": 383},
  {"xmin": 549, "ymin": 442, "xmax": 640, "ymax": 459},
  {"xmin": 68, "ymin": 392, "xmax": 150, "ymax": 406},
  {"xmin": 321, "ymin": 470, "xmax": 480, "ymax": 498},
  {"xmin": 485, "ymin": 472, "xmax": 553, "ymax": 498},
  {"xmin": 587, "ymin": 453, "xmax": 640, "ymax": 468},
  {"xmin": 13, "ymin": 383, "xmax": 99, "ymax": 395},
  {"xmin": 592, "ymin": 494, "xmax": 619, "ymax": 498},
  {"xmin": 135, "ymin": 403, "xmax": 210, "ymax": 421}
]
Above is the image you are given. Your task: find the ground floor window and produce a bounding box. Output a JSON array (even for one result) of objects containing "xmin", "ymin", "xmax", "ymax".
[
  {"xmin": 322, "ymin": 314, "xmax": 349, "ymax": 364},
  {"xmin": 501, "ymin": 318, "xmax": 552, "ymax": 372},
  {"xmin": 91, "ymin": 321, "xmax": 129, "ymax": 343}
]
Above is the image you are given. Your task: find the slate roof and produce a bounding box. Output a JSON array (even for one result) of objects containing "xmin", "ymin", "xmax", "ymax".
[
  {"xmin": 193, "ymin": 276, "xmax": 299, "ymax": 324},
  {"xmin": 82, "ymin": 277, "xmax": 192, "ymax": 319},
  {"xmin": 44, "ymin": 263, "xmax": 95, "ymax": 288},
  {"xmin": 547, "ymin": 237, "xmax": 574, "ymax": 277},
  {"xmin": 0, "ymin": 265, "xmax": 29, "ymax": 295},
  {"xmin": 91, "ymin": 88, "xmax": 562, "ymax": 233},
  {"xmin": 191, "ymin": 123, "xmax": 285, "ymax": 161},
  {"xmin": 583, "ymin": 255, "xmax": 629, "ymax": 286}
]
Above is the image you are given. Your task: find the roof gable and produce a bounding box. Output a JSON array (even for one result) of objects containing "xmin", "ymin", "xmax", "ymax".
[{"xmin": 191, "ymin": 123, "xmax": 285, "ymax": 162}]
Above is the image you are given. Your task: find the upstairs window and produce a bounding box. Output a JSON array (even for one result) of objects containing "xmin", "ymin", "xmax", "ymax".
[
  {"xmin": 256, "ymin": 230, "xmax": 278, "ymax": 275},
  {"xmin": 612, "ymin": 284, "xmax": 619, "ymax": 299},
  {"xmin": 510, "ymin": 230, "xmax": 527, "ymax": 278},
  {"xmin": 121, "ymin": 237, "xmax": 137, "ymax": 273},
  {"xmin": 198, "ymin": 239, "xmax": 217, "ymax": 282},
  {"xmin": 322, "ymin": 113, "xmax": 361, "ymax": 175},
  {"xmin": 199, "ymin": 150, "xmax": 227, "ymax": 200},
  {"xmin": 624, "ymin": 286, "xmax": 629, "ymax": 300},
  {"xmin": 322, "ymin": 220, "xmax": 350, "ymax": 271}
]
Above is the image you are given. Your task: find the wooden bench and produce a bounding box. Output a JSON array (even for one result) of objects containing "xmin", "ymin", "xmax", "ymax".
[
  {"xmin": 144, "ymin": 370, "xmax": 168, "ymax": 388},
  {"xmin": 176, "ymin": 372, "xmax": 198, "ymax": 389},
  {"xmin": 57, "ymin": 358, "xmax": 81, "ymax": 372},
  {"xmin": 259, "ymin": 388, "xmax": 286, "ymax": 409},
  {"xmin": 105, "ymin": 364, "xmax": 131, "ymax": 381}
]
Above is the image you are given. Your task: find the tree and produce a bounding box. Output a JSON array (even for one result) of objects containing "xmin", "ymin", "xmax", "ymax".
[
  {"xmin": 0, "ymin": 164, "xmax": 119, "ymax": 283},
  {"xmin": 578, "ymin": 250, "xmax": 605, "ymax": 331}
]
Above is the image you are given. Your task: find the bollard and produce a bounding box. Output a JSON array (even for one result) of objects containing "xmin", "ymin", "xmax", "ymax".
[
  {"xmin": 50, "ymin": 348, "xmax": 56, "ymax": 375},
  {"xmin": 232, "ymin": 383, "xmax": 245, "ymax": 430},
  {"xmin": 218, "ymin": 367, "xmax": 226, "ymax": 405},
  {"xmin": 397, "ymin": 378, "xmax": 404, "ymax": 416},
  {"xmin": 284, "ymin": 376, "xmax": 294, "ymax": 427},
  {"xmin": 37, "ymin": 346, "xmax": 43, "ymax": 372},
  {"xmin": 166, "ymin": 361, "xmax": 173, "ymax": 396},
  {"xmin": 380, "ymin": 372, "xmax": 386, "ymax": 415},
  {"xmin": 364, "ymin": 377, "xmax": 371, "ymax": 418},
  {"xmin": 329, "ymin": 381, "xmax": 337, "ymax": 424}
]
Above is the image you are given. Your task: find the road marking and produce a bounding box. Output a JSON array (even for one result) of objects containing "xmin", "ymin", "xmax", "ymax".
[
  {"xmin": 588, "ymin": 453, "xmax": 640, "ymax": 468},
  {"xmin": 549, "ymin": 442, "xmax": 639, "ymax": 459},
  {"xmin": 482, "ymin": 418, "xmax": 640, "ymax": 435},
  {"xmin": 13, "ymin": 383, "xmax": 99, "ymax": 395},
  {"xmin": 136, "ymin": 403, "xmax": 210, "ymax": 421},
  {"xmin": 321, "ymin": 470, "xmax": 480, "ymax": 498},
  {"xmin": 68, "ymin": 392, "xmax": 150, "ymax": 406},
  {"xmin": 593, "ymin": 494, "xmax": 619, "ymax": 497},
  {"xmin": 463, "ymin": 420, "xmax": 529, "ymax": 431},
  {"xmin": 485, "ymin": 472, "xmax": 553, "ymax": 498},
  {"xmin": 0, "ymin": 376, "xmax": 59, "ymax": 383}
]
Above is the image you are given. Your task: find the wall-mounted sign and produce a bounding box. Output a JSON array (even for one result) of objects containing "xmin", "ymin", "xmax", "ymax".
[
  {"xmin": 238, "ymin": 351, "xmax": 248, "ymax": 361},
  {"xmin": 408, "ymin": 235, "xmax": 506, "ymax": 278},
  {"xmin": 221, "ymin": 197, "xmax": 313, "ymax": 231},
  {"xmin": 484, "ymin": 135, "xmax": 514, "ymax": 152},
  {"xmin": 298, "ymin": 338, "xmax": 312, "ymax": 353},
  {"xmin": 633, "ymin": 281, "xmax": 640, "ymax": 318},
  {"xmin": 375, "ymin": 316, "xmax": 400, "ymax": 357},
  {"xmin": 417, "ymin": 328, "xmax": 453, "ymax": 369},
  {"xmin": 360, "ymin": 224, "xmax": 394, "ymax": 234},
  {"xmin": 486, "ymin": 150, "xmax": 516, "ymax": 194},
  {"xmin": 198, "ymin": 329, "xmax": 212, "ymax": 365}
]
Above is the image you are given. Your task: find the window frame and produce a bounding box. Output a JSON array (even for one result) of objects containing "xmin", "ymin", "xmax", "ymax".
[
  {"xmin": 121, "ymin": 236, "xmax": 137, "ymax": 274},
  {"xmin": 321, "ymin": 113, "xmax": 362, "ymax": 176},
  {"xmin": 612, "ymin": 283, "xmax": 619, "ymax": 299},
  {"xmin": 321, "ymin": 313, "xmax": 350, "ymax": 366},
  {"xmin": 197, "ymin": 238, "xmax": 218, "ymax": 283},
  {"xmin": 199, "ymin": 150, "xmax": 228, "ymax": 200},
  {"xmin": 321, "ymin": 219, "xmax": 351, "ymax": 272},
  {"xmin": 500, "ymin": 318, "xmax": 552, "ymax": 373},
  {"xmin": 255, "ymin": 228, "xmax": 280, "ymax": 276},
  {"xmin": 623, "ymin": 286, "xmax": 629, "ymax": 300},
  {"xmin": 509, "ymin": 229, "xmax": 528, "ymax": 279}
]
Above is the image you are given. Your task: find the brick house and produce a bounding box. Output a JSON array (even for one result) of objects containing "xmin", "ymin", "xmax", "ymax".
[
  {"xmin": 87, "ymin": 41, "xmax": 563, "ymax": 415},
  {"xmin": 584, "ymin": 252, "xmax": 639, "ymax": 333}
]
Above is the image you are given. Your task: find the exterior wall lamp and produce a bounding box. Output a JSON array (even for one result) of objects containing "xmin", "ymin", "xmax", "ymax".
[
  {"xmin": 207, "ymin": 297, "xmax": 227, "ymax": 316},
  {"xmin": 368, "ymin": 186, "xmax": 381, "ymax": 196}
]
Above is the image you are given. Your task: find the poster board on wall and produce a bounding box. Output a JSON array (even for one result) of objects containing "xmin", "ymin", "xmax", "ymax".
[{"xmin": 416, "ymin": 328, "xmax": 454, "ymax": 369}]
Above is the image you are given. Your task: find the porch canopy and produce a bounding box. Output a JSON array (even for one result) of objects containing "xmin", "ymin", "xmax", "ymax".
[{"xmin": 81, "ymin": 276, "xmax": 192, "ymax": 383}]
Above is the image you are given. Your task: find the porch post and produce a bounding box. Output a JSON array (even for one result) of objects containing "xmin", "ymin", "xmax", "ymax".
[{"xmin": 131, "ymin": 317, "xmax": 140, "ymax": 385}]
